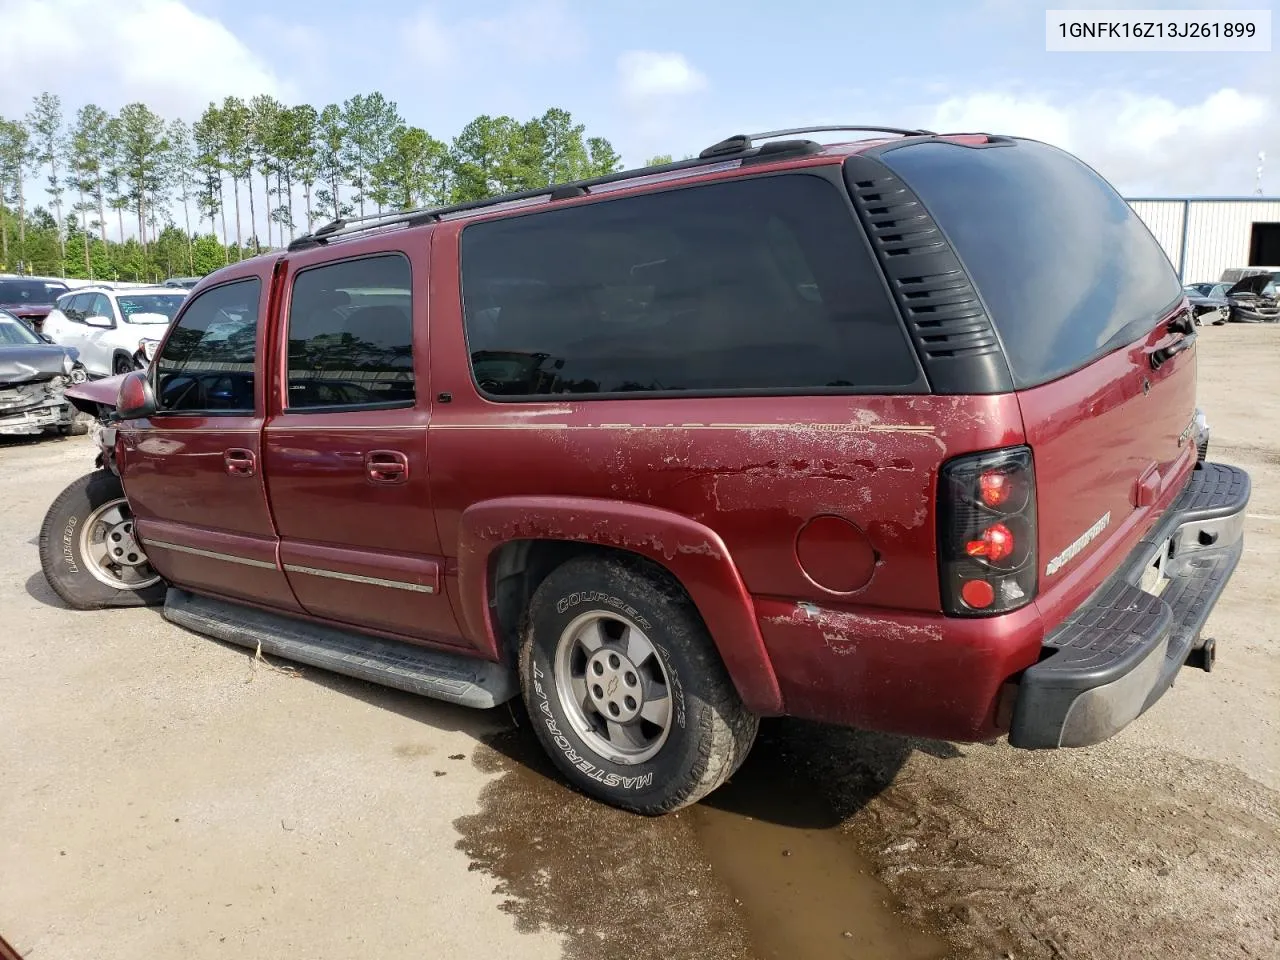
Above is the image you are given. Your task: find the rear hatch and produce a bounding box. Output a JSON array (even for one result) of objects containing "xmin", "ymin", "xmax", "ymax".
[{"xmin": 876, "ymin": 138, "xmax": 1197, "ymax": 618}]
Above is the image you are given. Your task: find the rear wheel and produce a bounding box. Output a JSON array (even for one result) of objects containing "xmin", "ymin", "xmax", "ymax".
[
  {"xmin": 518, "ymin": 554, "xmax": 758, "ymax": 815},
  {"xmin": 39, "ymin": 470, "xmax": 166, "ymax": 610}
]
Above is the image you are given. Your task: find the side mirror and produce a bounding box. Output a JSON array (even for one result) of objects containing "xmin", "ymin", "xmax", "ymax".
[
  {"xmin": 85, "ymin": 314, "xmax": 113, "ymax": 328},
  {"xmin": 116, "ymin": 370, "xmax": 157, "ymax": 420}
]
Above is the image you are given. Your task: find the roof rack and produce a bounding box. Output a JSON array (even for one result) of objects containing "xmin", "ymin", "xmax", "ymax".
[
  {"xmin": 286, "ymin": 123, "xmax": 933, "ymax": 252},
  {"xmin": 698, "ymin": 125, "xmax": 934, "ymax": 159}
]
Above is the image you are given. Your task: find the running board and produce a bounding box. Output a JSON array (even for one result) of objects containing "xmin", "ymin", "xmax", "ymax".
[{"xmin": 163, "ymin": 588, "xmax": 518, "ymax": 709}]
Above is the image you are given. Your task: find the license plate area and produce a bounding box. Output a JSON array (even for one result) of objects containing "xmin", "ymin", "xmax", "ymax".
[{"xmin": 1139, "ymin": 536, "xmax": 1174, "ymax": 596}]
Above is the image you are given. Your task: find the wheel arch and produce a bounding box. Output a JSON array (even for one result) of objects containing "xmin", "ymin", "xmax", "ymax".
[{"xmin": 457, "ymin": 496, "xmax": 784, "ymax": 715}]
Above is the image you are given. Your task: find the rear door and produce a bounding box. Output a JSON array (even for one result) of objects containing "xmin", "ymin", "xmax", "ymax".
[
  {"xmin": 262, "ymin": 244, "xmax": 464, "ymax": 646},
  {"xmin": 122, "ymin": 261, "xmax": 302, "ymax": 613},
  {"xmin": 47, "ymin": 293, "xmax": 88, "ymax": 353},
  {"xmin": 878, "ymin": 138, "xmax": 1196, "ymax": 616}
]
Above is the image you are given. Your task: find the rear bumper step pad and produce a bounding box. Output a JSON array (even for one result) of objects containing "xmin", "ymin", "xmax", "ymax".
[
  {"xmin": 1009, "ymin": 462, "xmax": 1250, "ymax": 749},
  {"xmin": 163, "ymin": 588, "xmax": 518, "ymax": 709}
]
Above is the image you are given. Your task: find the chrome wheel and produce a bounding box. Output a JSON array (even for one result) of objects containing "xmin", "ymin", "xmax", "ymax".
[
  {"xmin": 553, "ymin": 610, "xmax": 673, "ymax": 765},
  {"xmin": 79, "ymin": 498, "xmax": 161, "ymax": 590}
]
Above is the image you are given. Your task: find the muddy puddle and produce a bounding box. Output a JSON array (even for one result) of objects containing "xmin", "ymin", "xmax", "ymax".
[{"xmin": 454, "ymin": 717, "xmax": 954, "ymax": 960}]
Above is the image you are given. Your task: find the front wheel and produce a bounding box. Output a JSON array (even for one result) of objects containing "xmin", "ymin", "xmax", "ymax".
[
  {"xmin": 39, "ymin": 470, "xmax": 167, "ymax": 610},
  {"xmin": 519, "ymin": 555, "xmax": 758, "ymax": 815}
]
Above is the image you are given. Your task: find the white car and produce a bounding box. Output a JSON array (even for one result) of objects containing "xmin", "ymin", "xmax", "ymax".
[{"xmin": 43, "ymin": 285, "xmax": 188, "ymax": 378}]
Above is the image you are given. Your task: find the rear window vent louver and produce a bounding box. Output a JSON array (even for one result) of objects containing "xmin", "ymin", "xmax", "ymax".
[{"xmin": 844, "ymin": 156, "xmax": 1014, "ymax": 395}]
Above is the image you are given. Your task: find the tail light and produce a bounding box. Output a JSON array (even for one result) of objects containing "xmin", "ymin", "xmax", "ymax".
[{"xmin": 938, "ymin": 446, "xmax": 1037, "ymax": 616}]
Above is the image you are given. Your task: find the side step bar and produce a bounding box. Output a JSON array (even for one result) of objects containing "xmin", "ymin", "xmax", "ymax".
[{"xmin": 163, "ymin": 588, "xmax": 519, "ymax": 709}]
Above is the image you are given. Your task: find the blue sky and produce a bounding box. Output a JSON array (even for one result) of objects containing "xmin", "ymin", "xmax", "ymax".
[{"xmin": 3, "ymin": 0, "xmax": 1277, "ymax": 236}]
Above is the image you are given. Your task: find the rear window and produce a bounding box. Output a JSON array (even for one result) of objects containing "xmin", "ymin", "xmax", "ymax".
[
  {"xmin": 459, "ymin": 173, "xmax": 921, "ymax": 398},
  {"xmin": 879, "ymin": 139, "xmax": 1183, "ymax": 388},
  {"xmin": 0, "ymin": 279, "xmax": 64, "ymax": 305}
]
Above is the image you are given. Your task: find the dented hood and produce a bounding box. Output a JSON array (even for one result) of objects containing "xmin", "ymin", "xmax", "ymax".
[
  {"xmin": 0, "ymin": 344, "xmax": 78, "ymax": 385},
  {"xmin": 1226, "ymin": 273, "xmax": 1276, "ymax": 298}
]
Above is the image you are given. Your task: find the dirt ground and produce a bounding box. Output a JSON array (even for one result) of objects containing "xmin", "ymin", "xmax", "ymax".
[{"xmin": 1, "ymin": 325, "xmax": 1277, "ymax": 960}]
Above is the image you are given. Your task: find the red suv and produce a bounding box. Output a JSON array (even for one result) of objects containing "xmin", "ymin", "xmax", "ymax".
[{"xmin": 42, "ymin": 126, "xmax": 1251, "ymax": 814}]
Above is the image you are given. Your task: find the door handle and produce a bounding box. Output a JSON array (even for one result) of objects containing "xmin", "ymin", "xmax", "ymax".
[
  {"xmin": 224, "ymin": 448, "xmax": 256, "ymax": 477},
  {"xmin": 366, "ymin": 450, "xmax": 409, "ymax": 484}
]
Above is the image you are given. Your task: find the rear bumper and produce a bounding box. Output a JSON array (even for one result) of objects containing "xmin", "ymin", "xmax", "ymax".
[{"xmin": 1009, "ymin": 462, "xmax": 1250, "ymax": 749}]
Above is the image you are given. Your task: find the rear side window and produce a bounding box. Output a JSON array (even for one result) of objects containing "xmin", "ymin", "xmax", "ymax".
[
  {"xmin": 879, "ymin": 139, "xmax": 1183, "ymax": 387},
  {"xmin": 286, "ymin": 254, "xmax": 414, "ymax": 410},
  {"xmin": 155, "ymin": 278, "xmax": 261, "ymax": 414},
  {"xmin": 459, "ymin": 174, "xmax": 920, "ymax": 398}
]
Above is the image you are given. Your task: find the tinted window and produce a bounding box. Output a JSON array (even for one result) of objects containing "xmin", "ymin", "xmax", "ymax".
[
  {"xmin": 286, "ymin": 254, "xmax": 414, "ymax": 409},
  {"xmin": 880, "ymin": 139, "xmax": 1183, "ymax": 387},
  {"xmin": 119, "ymin": 294, "xmax": 186, "ymax": 323},
  {"xmin": 0, "ymin": 279, "xmax": 61, "ymax": 305},
  {"xmin": 56, "ymin": 293, "xmax": 82, "ymax": 322},
  {"xmin": 459, "ymin": 174, "xmax": 919, "ymax": 398},
  {"xmin": 154, "ymin": 278, "xmax": 261, "ymax": 414}
]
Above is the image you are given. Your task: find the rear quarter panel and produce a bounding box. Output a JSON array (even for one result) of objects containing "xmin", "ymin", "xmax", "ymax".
[{"xmin": 426, "ymin": 219, "xmax": 1035, "ymax": 724}]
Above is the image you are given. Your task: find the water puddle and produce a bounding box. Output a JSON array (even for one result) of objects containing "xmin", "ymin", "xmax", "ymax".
[
  {"xmin": 691, "ymin": 734, "xmax": 947, "ymax": 960},
  {"xmin": 454, "ymin": 717, "xmax": 953, "ymax": 960}
]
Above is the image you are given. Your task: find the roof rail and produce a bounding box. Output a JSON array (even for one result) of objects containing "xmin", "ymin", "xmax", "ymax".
[
  {"xmin": 285, "ymin": 123, "xmax": 933, "ymax": 252},
  {"xmin": 698, "ymin": 125, "xmax": 933, "ymax": 159}
]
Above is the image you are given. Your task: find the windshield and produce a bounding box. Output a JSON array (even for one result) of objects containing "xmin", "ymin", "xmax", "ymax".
[
  {"xmin": 118, "ymin": 294, "xmax": 187, "ymax": 323},
  {"xmin": 0, "ymin": 279, "xmax": 67, "ymax": 305},
  {"xmin": 0, "ymin": 314, "xmax": 43, "ymax": 345}
]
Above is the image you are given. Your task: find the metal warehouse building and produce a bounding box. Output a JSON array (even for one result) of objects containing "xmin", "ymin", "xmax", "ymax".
[{"xmin": 1126, "ymin": 197, "xmax": 1280, "ymax": 284}]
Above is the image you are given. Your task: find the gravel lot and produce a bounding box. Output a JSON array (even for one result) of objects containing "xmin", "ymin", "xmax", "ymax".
[{"xmin": 1, "ymin": 325, "xmax": 1276, "ymax": 960}]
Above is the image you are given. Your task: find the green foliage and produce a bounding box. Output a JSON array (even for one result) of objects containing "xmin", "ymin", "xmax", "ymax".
[{"xmin": 1, "ymin": 91, "xmax": 630, "ymax": 278}]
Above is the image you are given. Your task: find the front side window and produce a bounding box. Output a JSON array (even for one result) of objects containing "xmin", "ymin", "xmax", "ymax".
[
  {"xmin": 154, "ymin": 278, "xmax": 261, "ymax": 414},
  {"xmin": 87, "ymin": 293, "xmax": 115, "ymax": 324},
  {"xmin": 459, "ymin": 173, "xmax": 921, "ymax": 398},
  {"xmin": 119, "ymin": 294, "xmax": 187, "ymax": 323},
  {"xmin": 286, "ymin": 254, "xmax": 414, "ymax": 410}
]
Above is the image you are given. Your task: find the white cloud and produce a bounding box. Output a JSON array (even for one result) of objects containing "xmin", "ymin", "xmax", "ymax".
[
  {"xmin": 0, "ymin": 0, "xmax": 288, "ymax": 119},
  {"xmin": 403, "ymin": 0, "xmax": 587, "ymax": 70},
  {"xmin": 924, "ymin": 86, "xmax": 1277, "ymax": 195},
  {"xmin": 617, "ymin": 51, "xmax": 707, "ymax": 103}
]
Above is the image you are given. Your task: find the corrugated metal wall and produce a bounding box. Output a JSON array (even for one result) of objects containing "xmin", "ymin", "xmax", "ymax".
[
  {"xmin": 1124, "ymin": 198, "xmax": 1280, "ymax": 282},
  {"xmin": 1182, "ymin": 201, "xmax": 1280, "ymax": 283},
  {"xmin": 1130, "ymin": 201, "xmax": 1185, "ymax": 270}
]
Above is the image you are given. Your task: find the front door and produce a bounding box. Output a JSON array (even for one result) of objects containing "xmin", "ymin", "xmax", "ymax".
[
  {"xmin": 121, "ymin": 261, "xmax": 302, "ymax": 613},
  {"xmin": 79, "ymin": 291, "xmax": 119, "ymax": 376},
  {"xmin": 262, "ymin": 247, "xmax": 463, "ymax": 645}
]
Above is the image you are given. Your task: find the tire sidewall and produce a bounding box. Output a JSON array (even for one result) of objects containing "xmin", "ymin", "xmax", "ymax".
[
  {"xmin": 39, "ymin": 470, "xmax": 165, "ymax": 609},
  {"xmin": 520, "ymin": 559, "xmax": 718, "ymax": 811}
]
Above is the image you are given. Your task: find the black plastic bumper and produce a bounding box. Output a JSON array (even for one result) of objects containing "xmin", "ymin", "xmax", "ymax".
[{"xmin": 1009, "ymin": 462, "xmax": 1250, "ymax": 749}]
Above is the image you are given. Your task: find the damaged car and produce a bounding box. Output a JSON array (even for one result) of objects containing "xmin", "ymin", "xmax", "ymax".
[
  {"xmin": 1182, "ymin": 282, "xmax": 1230, "ymax": 325},
  {"xmin": 1218, "ymin": 269, "xmax": 1280, "ymax": 323},
  {"xmin": 0, "ymin": 276, "xmax": 70, "ymax": 334},
  {"xmin": 0, "ymin": 308, "xmax": 90, "ymax": 437}
]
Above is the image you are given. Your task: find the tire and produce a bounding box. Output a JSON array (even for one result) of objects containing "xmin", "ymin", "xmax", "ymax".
[
  {"xmin": 518, "ymin": 554, "xmax": 758, "ymax": 815},
  {"xmin": 112, "ymin": 353, "xmax": 135, "ymax": 375},
  {"xmin": 57, "ymin": 410, "xmax": 92, "ymax": 437},
  {"xmin": 39, "ymin": 470, "xmax": 167, "ymax": 610}
]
